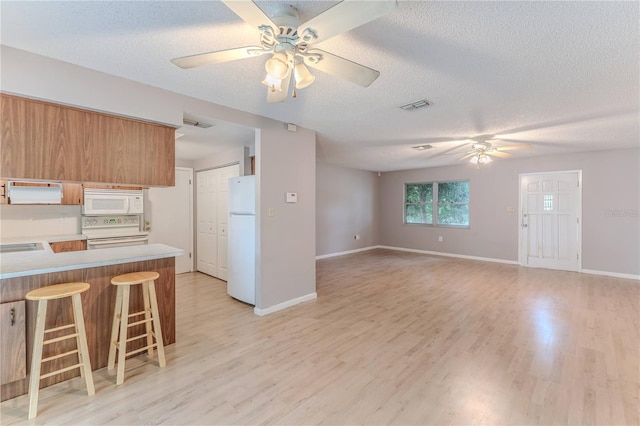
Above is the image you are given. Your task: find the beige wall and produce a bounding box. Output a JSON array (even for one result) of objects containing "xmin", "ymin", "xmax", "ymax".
[
  {"xmin": 316, "ymin": 162, "xmax": 380, "ymax": 256},
  {"xmin": 256, "ymin": 127, "xmax": 316, "ymax": 308},
  {"xmin": 379, "ymin": 148, "xmax": 640, "ymax": 276}
]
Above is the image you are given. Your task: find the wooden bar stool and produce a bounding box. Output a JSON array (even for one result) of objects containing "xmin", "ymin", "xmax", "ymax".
[
  {"xmin": 108, "ymin": 271, "xmax": 166, "ymax": 385},
  {"xmin": 25, "ymin": 282, "xmax": 95, "ymax": 419}
]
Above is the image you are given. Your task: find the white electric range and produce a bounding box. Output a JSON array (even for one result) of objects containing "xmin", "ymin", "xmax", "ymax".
[{"xmin": 81, "ymin": 215, "xmax": 149, "ymax": 250}]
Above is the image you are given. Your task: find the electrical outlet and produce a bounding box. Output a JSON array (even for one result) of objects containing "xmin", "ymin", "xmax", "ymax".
[
  {"xmin": 438, "ymin": 236, "xmax": 443, "ymax": 242},
  {"xmin": 268, "ymin": 208, "xmax": 274, "ymax": 217},
  {"xmin": 354, "ymin": 234, "xmax": 361, "ymax": 240}
]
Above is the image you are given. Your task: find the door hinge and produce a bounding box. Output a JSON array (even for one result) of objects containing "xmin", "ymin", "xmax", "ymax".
[
  {"xmin": 577, "ymin": 218, "xmax": 579, "ymax": 224},
  {"xmin": 189, "ymin": 179, "xmax": 192, "ymax": 185},
  {"xmin": 577, "ymin": 253, "xmax": 579, "ymax": 260},
  {"xmin": 189, "ymin": 252, "xmax": 192, "ymax": 258}
]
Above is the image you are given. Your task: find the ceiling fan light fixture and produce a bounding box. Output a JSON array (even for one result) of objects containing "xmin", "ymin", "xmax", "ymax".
[
  {"xmin": 294, "ymin": 62, "xmax": 315, "ymax": 89},
  {"xmin": 261, "ymin": 74, "xmax": 282, "ymax": 91},
  {"xmin": 265, "ymin": 52, "xmax": 290, "ymax": 80},
  {"xmin": 470, "ymin": 154, "xmax": 492, "ymax": 166}
]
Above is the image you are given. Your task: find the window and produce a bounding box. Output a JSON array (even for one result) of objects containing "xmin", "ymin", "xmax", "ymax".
[{"xmin": 404, "ymin": 181, "xmax": 469, "ymax": 227}]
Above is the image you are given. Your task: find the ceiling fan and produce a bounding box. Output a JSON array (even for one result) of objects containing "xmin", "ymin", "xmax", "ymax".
[
  {"xmin": 457, "ymin": 138, "xmax": 531, "ymax": 167},
  {"xmin": 171, "ymin": 0, "xmax": 397, "ymax": 103}
]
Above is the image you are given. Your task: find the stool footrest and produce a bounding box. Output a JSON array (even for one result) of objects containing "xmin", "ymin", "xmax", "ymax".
[
  {"xmin": 40, "ymin": 363, "xmax": 82, "ymax": 380},
  {"xmin": 126, "ymin": 343, "xmax": 158, "ymax": 357},
  {"xmin": 44, "ymin": 332, "xmax": 79, "ymax": 345},
  {"xmin": 127, "ymin": 317, "xmax": 153, "ymax": 327},
  {"xmin": 125, "ymin": 334, "xmax": 150, "ymax": 344},
  {"xmin": 44, "ymin": 323, "xmax": 76, "ymax": 334},
  {"xmin": 127, "ymin": 310, "xmax": 150, "ymax": 319},
  {"xmin": 42, "ymin": 349, "xmax": 79, "ymax": 363}
]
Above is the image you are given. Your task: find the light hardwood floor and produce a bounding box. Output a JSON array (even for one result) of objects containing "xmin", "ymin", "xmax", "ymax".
[{"xmin": 1, "ymin": 249, "xmax": 638, "ymax": 425}]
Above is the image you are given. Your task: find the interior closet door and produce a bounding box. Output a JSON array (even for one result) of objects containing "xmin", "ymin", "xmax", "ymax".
[
  {"xmin": 216, "ymin": 165, "xmax": 239, "ymax": 280},
  {"xmin": 196, "ymin": 169, "xmax": 217, "ymax": 276},
  {"xmin": 196, "ymin": 164, "xmax": 239, "ymax": 280}
]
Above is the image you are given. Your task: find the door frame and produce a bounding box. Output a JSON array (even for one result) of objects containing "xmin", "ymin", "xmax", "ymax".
[{"xmin": 518, "ymin": 169, "xmax": 583, "ymax": 271}]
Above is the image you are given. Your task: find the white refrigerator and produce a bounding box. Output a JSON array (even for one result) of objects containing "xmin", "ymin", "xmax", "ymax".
[{"xmin": 227, "ymin": 175, "xmax": 256, "ymax": 305}]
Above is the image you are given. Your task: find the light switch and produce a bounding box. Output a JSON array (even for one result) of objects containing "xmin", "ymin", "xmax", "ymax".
[{"xmin": 286, "ymin": 192, "xmax": 297, "ymax": 203}]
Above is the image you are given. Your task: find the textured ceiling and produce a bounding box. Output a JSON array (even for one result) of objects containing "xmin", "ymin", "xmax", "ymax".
[{"xmin": 1, "ymin": 1, "xmax": 638, "ymax": 171}]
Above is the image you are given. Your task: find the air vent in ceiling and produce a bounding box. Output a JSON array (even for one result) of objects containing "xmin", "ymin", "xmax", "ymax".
[
  {"xmin": 400, "ymin": 99, "xmax": 431, "ymax": 111},
  {"xmin": 183, "ymin": 118, "xmax": 213, "ymax": 129},
  {"xmin": 412, "ymin": 144, "xmax": 434, "ymax": 151}
]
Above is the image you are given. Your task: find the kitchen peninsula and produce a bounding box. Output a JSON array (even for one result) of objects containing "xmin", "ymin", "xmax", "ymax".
[{"xmin": 0, "ymin": 242, "xmax": 182, "ymax": 401}]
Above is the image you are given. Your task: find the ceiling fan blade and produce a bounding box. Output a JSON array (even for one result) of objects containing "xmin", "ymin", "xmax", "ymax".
[
  {"xmin": 304, "ymin": 49, "xmax": 380, "ymax": 87},
  {"xmin": 221, "ymin": 0, "xmax": 277, "ymax": 30},
  {"xmin": 487, "ymin": 151, "xmax": 511, "ymax": 158},
  {"xmin": 298, "ymin": 0, "xmax": 397, "ymax": 45},
  {"xmin": 460, "ymin": 152, "xmax": 477, "ymax": 160},
  {"xmin": 171, "ymin": 46, "xmax": 268, "ymax": 69},
  {"xmin": 494, "ymin": 144, "xmax": 532, "ymax": 151},
  {"xmin": 267, "ymin": 67, "xmax": 292, "ymax": 103}
]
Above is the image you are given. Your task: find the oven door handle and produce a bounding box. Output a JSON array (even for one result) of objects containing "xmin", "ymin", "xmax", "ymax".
[{"xmin": 87, "ymin": 237, "xmax": 149, "ymax": 246}]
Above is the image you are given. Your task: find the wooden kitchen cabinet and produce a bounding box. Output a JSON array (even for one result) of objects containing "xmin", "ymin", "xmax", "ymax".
[
  {"xmin": 0, "ymin": 301, "xmax": 27, "ymax": 385},
  {"xmin": 0, "ymin": 180, "xmax": 7, "ymax": 204},
  {"xmin": 49, "ymin": 239, "xmax": 87, "ymax": 253},
  {"xmin": 1, "ymin": 94, "xmax": 84, "ymax": 182},
  {"xmin": 83, "ymin": 183, "xmax": 143, "ymax": 191},
  {"xmin": 1, "ymin": 94, "xmax": 175, "ymax": 187},
  {"xmin": 61, "ymin": 183, "xmax": 83, "ymax": 205}
]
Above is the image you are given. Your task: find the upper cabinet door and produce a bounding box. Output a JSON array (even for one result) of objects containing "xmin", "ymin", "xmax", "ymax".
[
  {"xmin": 1, "ymin": 95, "xmax": 84, "ymax": 182},
  {"xmin": 1, "ymin": 94, "xmax": 175, "ymax": 187}
]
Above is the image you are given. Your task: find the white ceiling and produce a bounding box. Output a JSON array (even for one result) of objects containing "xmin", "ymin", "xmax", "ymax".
[{"xmin": 1, "ymin": 1, "xmax": 638, "ymax": 171}]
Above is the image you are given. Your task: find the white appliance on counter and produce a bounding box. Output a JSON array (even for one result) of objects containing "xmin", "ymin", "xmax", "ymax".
[
  {"xmin": 82, "ymin": 215, "xmax": 149, "ymax": 249},
  {"xmin": 82, "ymin": 189, "xmax": 144, "ymax": 215},
  {"xmin": 227, "ymin": 175, "xmax": 256, "ymax": 305}
]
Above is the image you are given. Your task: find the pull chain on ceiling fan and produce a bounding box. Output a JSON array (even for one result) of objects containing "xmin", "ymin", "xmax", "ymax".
[{"xmin": 171, "ymin": 0, "xmax": 397, "ymax": 103}]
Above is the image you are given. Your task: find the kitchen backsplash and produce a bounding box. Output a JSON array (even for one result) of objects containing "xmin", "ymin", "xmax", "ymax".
[{"xmin": 0, "ymin": 205, "xmax": 82, "ymax": 239}]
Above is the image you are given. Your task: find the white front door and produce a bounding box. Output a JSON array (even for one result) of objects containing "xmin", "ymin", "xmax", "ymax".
[
  {"xmin": 196, "ymin": 164, "xmax": 239, "ymax": 279},
  {"xmin": 147, "ymin": 167, "xmax": 193, "ymax": 274},
  {"xmin": 519, "ymin": 171, "xmax": 581, "ymax": 271}
]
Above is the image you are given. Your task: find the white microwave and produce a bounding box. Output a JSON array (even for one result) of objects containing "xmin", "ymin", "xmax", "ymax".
[{"xmin": 82, "ymin": 189, "xmax": 144, "ymax": 215}]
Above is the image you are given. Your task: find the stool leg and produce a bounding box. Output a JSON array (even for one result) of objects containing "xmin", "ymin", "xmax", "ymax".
[
  {"xmin": 71, "ymin": 294, "xmax": 95, "ymax": 396},
  {"xmin": 28, "ymin": 299, "xmax": 48, "ymax": 419},
  {"xmin": 142, "ymin": 282, "xmax": 154, "ymax": 356},
  {"xmin": 108, "ymin": 286, "xmax": 123, "ymax": 370},
  {"xmin": 116, "ymin": 285, "xmax": 130, "ymax": 385},
  {"xmin": 147, "ymin": 281, "xmax": 166, "ymax": 368}
]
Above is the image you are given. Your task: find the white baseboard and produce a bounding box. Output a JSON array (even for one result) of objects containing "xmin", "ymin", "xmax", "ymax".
[
  {"xmin": 580, "ymin": 269, "xmax": 640, "ymax": 281},
  {"xmin": 254, "ymin": 292, "xmax": 318, "ymax": 316},
  {"xmin": 316, "ymin": 246, "xmax": 378, "ymax": 260},
  {"xmin": 378, "ymin": 245, "xmax": 520, "ymax": 265},
  {"xmin": 316, "ymin": 245, "xmax": 638, "ymax": 280}
]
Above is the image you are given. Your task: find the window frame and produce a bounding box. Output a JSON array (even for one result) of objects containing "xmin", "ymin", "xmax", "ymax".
[{"xmin": 403, "ymin": 180, "xmax": 470, "ymax": 228}]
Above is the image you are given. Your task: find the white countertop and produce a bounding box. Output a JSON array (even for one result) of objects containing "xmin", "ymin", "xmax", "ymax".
[{"xmin": 0, "ymin": 238, "xmax": 183, "ymax": 279}]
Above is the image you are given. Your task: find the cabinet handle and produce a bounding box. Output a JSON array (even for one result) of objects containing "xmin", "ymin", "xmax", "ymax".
[{"xmin": 10, "ymin": 308, "xmax": 15, "ymax": 326}]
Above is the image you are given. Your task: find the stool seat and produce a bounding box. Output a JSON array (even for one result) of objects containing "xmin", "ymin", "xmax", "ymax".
[
  {"xmin": 111, "ymin": 271, "xmax": 159, "ymax": 286},
  {"xmin": 26, "ymin": 282, "xmax": 94, "ymax": 419},
  {"xmin": 108, "ymin": 271, "xmax": 165, "ymax": 385},
  {"xmin": 26, "ymin": 282, "xmax": 90, "ymax": 300}
]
